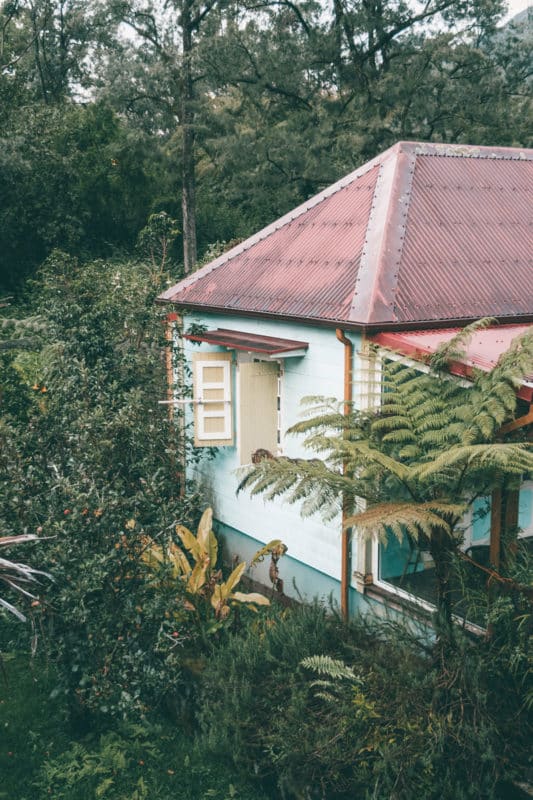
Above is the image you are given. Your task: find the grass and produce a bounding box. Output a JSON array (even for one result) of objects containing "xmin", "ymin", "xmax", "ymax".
[
  {"xmin": 0, "ymin": 652, "xmax": 69, "ymax": 800},
  {"xmin": 0, "ymin": 651, "xmax": 269, "ymax": 800}
]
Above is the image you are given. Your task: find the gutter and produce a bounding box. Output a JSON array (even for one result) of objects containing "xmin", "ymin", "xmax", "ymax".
[
  {"xmin": 154, "ymin": 299, "xmax": 533, "ymax": 337},
  {"xmin": 336, "ymin": 328, "xmax": 353, "ymax": 620}
]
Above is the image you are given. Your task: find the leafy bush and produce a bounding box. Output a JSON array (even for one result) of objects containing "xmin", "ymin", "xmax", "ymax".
[
  {"xmin": 198, "ymin": 602, "xmax": 532, "ymax": 799},
  {"xmin": 34, "ymin": 721, "xmax": 270, "ymax": 800},
  {"xmin": 0, "ymin": 253, "xmax": 206, "ymax": 720}
]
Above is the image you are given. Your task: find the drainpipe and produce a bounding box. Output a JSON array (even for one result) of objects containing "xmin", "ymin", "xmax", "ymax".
[{"xmin": 336, "ymin": 328, "xmax": 353, "ymax": 620}]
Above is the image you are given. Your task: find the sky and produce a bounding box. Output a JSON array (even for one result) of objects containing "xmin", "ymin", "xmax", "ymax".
[{"xmin": 502, "ymin": 0, "xmax": 532, "ymax": 21}]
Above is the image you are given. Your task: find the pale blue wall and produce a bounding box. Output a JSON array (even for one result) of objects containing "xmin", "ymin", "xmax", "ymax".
[
  {"xmin": 177, "ymin": 313, "xmax": 533, "ymax": 612},
  {"xmin": 179, "ymin": 312, "xmax": 362, "ymax": 595},
  {"xmin": 214, "ymin": 520, "xmax": 367, "ymax": 616}
]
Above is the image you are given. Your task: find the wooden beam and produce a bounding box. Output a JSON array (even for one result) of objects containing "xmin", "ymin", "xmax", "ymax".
[
  {"xmin": 336, "ymin": 329, "xmax": 353, "ymax": 621},
  {"xmin": 499, "ymin": 403, "xmax": 533, "ymax": 434}
]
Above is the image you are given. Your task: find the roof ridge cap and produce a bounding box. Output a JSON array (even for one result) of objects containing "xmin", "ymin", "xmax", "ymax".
[
  {"xmin": 397, "ymin": 140, "xmax": 533, "ymax": 160},
  {"xmin": 349, "ymin": 148, "xmax": 416, "ymax": 325}
]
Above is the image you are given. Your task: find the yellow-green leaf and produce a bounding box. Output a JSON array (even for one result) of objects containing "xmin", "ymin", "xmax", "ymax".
[
  {"xmin": 187, "ymin": 556, "xmax": 209, "ymax": 594},
  {"xmin": 166, "ymin": 541, "xmax": 190, "ymax": 577},
  {"xmin": 196, "ymin": 508, "xmax": 213, "ymax": 553},
  {"xmin": 208, "ymin": 529, "xmax": 218, "ymax": 569},
  {"xmin": 211, "ymin": 583, "xmax": 223, "ymax": 611},
  {"xmin": 249, "ymin": 540, "xmax": 287, "ymax": 568},
  {"xmin": 231, "ymin": 591, "xmax": 270, "ymax": 606},
  {"xmin": 223, "ymin": 561, "xmax": 246, "ymax": 595},
  {"xmin": 176, "ymin": 525, "xmax": 202, "ymax": 561}
]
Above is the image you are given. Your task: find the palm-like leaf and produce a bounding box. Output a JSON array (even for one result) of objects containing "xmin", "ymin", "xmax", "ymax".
[
  {"xmin": 418, "ymin": 444, "xmax": 533, "ymax": 480},
  {"xmin": 346, "ymin": 502, "xmax": 467, "ymax": 543},
  {"xmin": 0, "ymin": 534, "xmax": 49, "ymax": 622}
]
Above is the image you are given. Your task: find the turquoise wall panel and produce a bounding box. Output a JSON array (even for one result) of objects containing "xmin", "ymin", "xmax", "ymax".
[
  {"xmin": 519, "ymin": 485, "xmax": 533, "ymax": 535},
  {"xmin": 180, "ymin": 312, "xmax": 362, "ymax": 583},
  {"xmin": 215, "ymin": 520, "xmax": 369, "ymax": 616},
  {"xmin": 472, "ymin": 497, "xmax": 491, "ymax": 542}
]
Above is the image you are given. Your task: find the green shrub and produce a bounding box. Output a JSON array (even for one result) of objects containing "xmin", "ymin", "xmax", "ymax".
[
  {"xmin": 34, "ymin": 721, "xmax": 272, "ymax": 800},
  {"xmin": 0, "ymin": 253, "xmax": 206, "ymax": 721},
  {"xmin": 198, "ymin": 602, "xmax": 532, "ymax": 799}
]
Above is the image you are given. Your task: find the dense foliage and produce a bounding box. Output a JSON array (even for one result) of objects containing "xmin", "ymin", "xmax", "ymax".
[
  {"xmin": 3, "ymin": 600, "xmax": 531, "ymax": 799},
  {"xmin": 0, "ymin": 253, "xmax": 207, "ymax": 719},
  {"xmin": 198, "ymin": 602, "xmax": 532, "ymax": 799},
  {"xmin": 0, "ymin": 1, "xmax": 532, "ymax": 796},
  {"xmin": 0, "ymin": 258, "xmax": 531, "ymax": 798}
]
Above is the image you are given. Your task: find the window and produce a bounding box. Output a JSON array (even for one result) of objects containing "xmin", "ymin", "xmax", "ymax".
[
  {"xmin": 191, "ymin": 351, "xmax": 282, "ymax": 462},
  {"xmin": 187, "ymin": 327, "xmax": 306, "ymax": 458},
  {"xmin": 192, "ymin": 352, "xmax": 233, "ymax": 446}
]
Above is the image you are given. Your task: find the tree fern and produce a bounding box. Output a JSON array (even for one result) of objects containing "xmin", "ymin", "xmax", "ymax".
[{"xmin": 239, "ymin": 322, "xmax": 533, "ymax": 621}]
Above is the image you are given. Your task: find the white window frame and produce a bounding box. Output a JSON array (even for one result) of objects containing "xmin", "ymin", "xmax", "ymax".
[{"xmin": 192, "ymin": 352, "xmax": 233, "ymax": 446}]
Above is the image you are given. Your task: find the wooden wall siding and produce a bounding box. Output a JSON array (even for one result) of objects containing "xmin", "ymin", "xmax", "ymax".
[
  {"xmin": 181, "ymin": 315, "xmax": 533, "ymax": 595},
  {"xmin": 180, "ymin": 312, "xmax": 362, "ymax": 581}
]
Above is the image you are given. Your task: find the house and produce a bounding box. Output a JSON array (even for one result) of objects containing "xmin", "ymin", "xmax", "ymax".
[{"xmin": 157, "ymin": 141, "xmax": 533, "ymax": 618}]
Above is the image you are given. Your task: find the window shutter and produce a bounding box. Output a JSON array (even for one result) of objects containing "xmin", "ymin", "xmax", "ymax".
[
  {"xmin": 238, "ymin": 360, "xmax": 279, "ymax": 465},
  {"xmin": 193, "ymin": 352, "xmax": 233, "ymax": 446}
]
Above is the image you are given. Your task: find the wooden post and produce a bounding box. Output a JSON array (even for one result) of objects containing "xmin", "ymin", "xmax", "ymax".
[{"xmin": 489, "ymin": 489, "xmax": 502, "ymax": 568}]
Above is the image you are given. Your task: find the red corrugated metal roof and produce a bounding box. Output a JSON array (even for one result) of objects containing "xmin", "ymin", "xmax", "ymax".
[
  {"xmin": 158, "ymin": 142, "xmax": 533, "ymax": 329},
  {"xmin": 370, "ymin": 324, "xmax": 533, "ymax": 401},
  {"xmin": 183, "ymin": 328, "xmax": 308, "ymax": 355}
]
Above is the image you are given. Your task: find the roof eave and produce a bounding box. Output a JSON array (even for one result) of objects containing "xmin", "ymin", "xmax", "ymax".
[{"xmin": 156, "ymin": 299, "xmax": 533, "ymax": 334}]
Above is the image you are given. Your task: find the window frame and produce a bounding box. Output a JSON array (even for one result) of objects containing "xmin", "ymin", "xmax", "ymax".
[{"xmin": 192, "ymin": 351, "xmax": 234, "ymax": 447}]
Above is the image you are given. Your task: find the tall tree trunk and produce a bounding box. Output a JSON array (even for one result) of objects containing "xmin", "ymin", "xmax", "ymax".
[
  {"xmin": 429, "ymin": 528, "xmax": 454, "ymax": 631},
  {"xmin": 181, "ymin": 0, "xmax": 197, "ymax": 275}
]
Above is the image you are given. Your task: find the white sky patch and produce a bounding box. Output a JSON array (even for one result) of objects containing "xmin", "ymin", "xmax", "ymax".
[{"xmin": 501, "ymin": 0, "xmax": 532, "ymax": 22}]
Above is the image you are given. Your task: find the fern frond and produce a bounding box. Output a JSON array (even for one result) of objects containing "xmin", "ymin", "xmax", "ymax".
[
  {"xmin": 343, "ymin": 442, "xmax": 414, "ymax": 484},
  {"xmin": 430, "ymin": 318, "xmax": 495, "ymax": 370},
  {"xmin": 346, "ymin": 501, "xmax": 466, "ymax": 542},
  {"xmin": 418, "ymin": 444, "xmax": 533, "ymax": 480},
  {"xmin": 237, "ymin": 458, "xmax": 350, "ymax": 520},
  {"xmin": 301, "ymin": 655, "xmax": 356, "ymax": 680}
]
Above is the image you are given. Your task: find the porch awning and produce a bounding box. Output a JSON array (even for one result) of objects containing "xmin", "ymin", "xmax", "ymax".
[
  {"xmin": 370, "ymin": 324, "xmax": 533, "ymax": 402},
  {"xmin": 183, "ymin": 328, "xmax": 309, "ymax": 357}
]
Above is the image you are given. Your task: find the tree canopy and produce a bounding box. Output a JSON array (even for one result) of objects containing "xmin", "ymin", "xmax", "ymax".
[{"xmin": 1, "ymin": 0, "xmax": 531, "ymax": 290}]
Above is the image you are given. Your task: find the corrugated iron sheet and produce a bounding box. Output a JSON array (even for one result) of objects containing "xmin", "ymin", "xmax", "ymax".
[
  {"xmin": 371, "ymin": 324, "xmax": 533, "ymax": 400},
  {"xmin": 183, "ymin": 328, "xmax": 308, "ymax": 355},
  {"xmin": 158, "ymin": 142, "xmax": 533, "ymax": 328},
  {"xmin": 393, "ymin": 156, "xmax": 533, "ymax": 323},
  {"xmin": 165, "ymin": 165, "xmax": 379, "ymax": 322}
]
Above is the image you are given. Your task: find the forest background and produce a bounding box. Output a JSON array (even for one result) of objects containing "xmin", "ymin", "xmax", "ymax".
[
  {"xmin": 0, "ymin": 1, "xmax": 532, "ymax": 799},
  {"xmin": 0, "ymin": 0, "xmax": 531, "ymax": 290}
]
